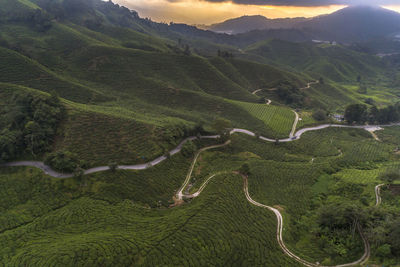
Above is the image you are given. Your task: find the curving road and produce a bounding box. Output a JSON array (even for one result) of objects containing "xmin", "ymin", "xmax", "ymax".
[
  {"xmin": 178, "ymin": 161, "xmax": 373, "ymax": 267},
  {"xmin": 2, "ymin": 123, "xmax": 399, "ymax": 178},
  {"xmin": 2, "ymin": 121, "xmax": 393, "ymax": 266}
]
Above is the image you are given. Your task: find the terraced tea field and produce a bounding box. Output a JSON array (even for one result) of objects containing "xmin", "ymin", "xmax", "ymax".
[{"xmin": 230, "ymin": 100, "xmax": 296, "ymax": 137}]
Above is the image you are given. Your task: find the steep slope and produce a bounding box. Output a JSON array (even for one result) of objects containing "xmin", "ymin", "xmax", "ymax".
[{"xmin": 246, "ymin": 39, "xmax": 385, "ymax": 82}]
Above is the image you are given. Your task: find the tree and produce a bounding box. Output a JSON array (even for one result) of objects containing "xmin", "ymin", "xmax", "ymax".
[
  {"xmin": 45, "ymin": 151, "xmax": 81, "ymax": 172},
  {"xmin": 344, "ymin": 104, "xmax": 368, "ymax": 124},
  {"xmin": 108, "ymin": 162, "xmax": 118, "ymax": 172},
  {"xmin": 183, "ymin": 44, "xmax": 191, "ymax": 55},
  {"xmin": 73, "ymin": 166, "xmax": 84, "ymax": 178},
  {"xmin": 312, "ymin": 109, "xmax": 327, "ymax": 121},
  {"xmin": 380, "ymin": 171, "xmax": 400, "ymax": 183},
  {"xmin": 24, "ymin": 121, "xmax": 45, "ymax": 155},
  {"xmin": 0, "ymin": 92, "xmax": 64, "ymax": 162},
  {"xmin": 181, "ymin": 141, "xmax": 197, "ymax": 158},
  {"xmin": 239, "ymin": 163, "xmax": 251, "ymax": 176},
  {"xmin": 387, "ymin": 218, "xmax": 400, "ymax": 256},
  {"xmin": 318, "ymin": 202, "xmax": 366, "ymax": 231},
  {"xmin": 211, "ymin": 118, "xmax": 232, "ymax": 135}
]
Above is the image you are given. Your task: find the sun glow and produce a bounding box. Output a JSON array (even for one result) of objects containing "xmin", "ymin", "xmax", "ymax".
[
  {"xmin": 384, "ymin": 5, "xmax": 400, "ymax": 13},
  {"xmin": 114, "ymin": 0, "xmax": 347, "ymax": 24}
]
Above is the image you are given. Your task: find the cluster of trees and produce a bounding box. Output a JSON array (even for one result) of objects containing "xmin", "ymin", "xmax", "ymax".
[
  {"xmin": 344, "ymin": 103, "xmax": 400, "ymax": 124},
  {"xmin": 317, "ymin": 201, "xmax": 400, "ymax": 260},
  {"xmin": 312, "ymin": 109, "xmax": 328, "ymax": 121},
  {"xmin": 181, "ymin": 141, "xmax": 197, "ymax": 158},
  {"xmin": 276, "ymin": 81, "xmax": 304, "ymax": 106},
  {"xmin": 44, "ymin": 150, "xmax": 86, "ymax": 173},
  {"xmin": 0, "ymin": 7, "xmax": 52, "ymax": 32},
  {"xmin": 0, "ymin": 92, "xmax": 65, "ymax": 162},
  {"xmin": 380, "ymin": 171, "xmax": 400, "ymax": 183},
  {"xmin": 211, "ymin": 118, "xmax": 232, "ymax": 143},
  {"xmin": 217, "ymin": 50, "xmax": 234, "ymax": 58}
]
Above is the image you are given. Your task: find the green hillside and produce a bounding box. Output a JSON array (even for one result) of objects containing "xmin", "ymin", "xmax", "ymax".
[
  {"xmin": 1, "ymin": 0, "xmax": 400, "ymax": 266},
  {"xmin": 245, "ymin": 38, "xmax": 385, "ymax": 80}
]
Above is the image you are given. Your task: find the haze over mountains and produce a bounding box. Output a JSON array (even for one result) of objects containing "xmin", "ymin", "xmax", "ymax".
[
  {"xmin": 204, "ymin": 5, "xmax": 400, "ymax": 43},
  {"xmin": 201, "ymin": 15, "xmax": 307, "ymax": 34}
]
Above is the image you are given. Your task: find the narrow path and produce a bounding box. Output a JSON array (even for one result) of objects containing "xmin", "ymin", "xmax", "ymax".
[
  {"xmin": 300, "ymin": 80, "xmax": 319, "ymax": 91},
  {"xmin": 252, "ymin": 89, "xmax": 263, "ymax": 95},
  {"xmin": 290, "ymin": 110, "xmax": 300, "ymax": 138},
  {"xmin": 176, "ymin": 141, "xmax": 231, "ymax": 200},
  {"xmin": 251, "ymin": 89, "xmax": 272, "ymax": 105},
  {"xmin": 375, "ymin": 184, "xmax": 385, "ymax": 206},
  {"xmin": 243, "ymin": 177, "xmax": 370, "ymax": 267},
  {"xmin": 178, "ymin": 167, "xmax": 371, "ymax": 267}
]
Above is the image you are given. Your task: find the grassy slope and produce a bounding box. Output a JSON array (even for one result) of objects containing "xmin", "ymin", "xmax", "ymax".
[
  {"xmin": 1, "ymin": 2, "xmax": 400, "ymax": 265},
  {"xmin": 244, "ymin": 39, "xmax": 399, "ymax": 109},
  {"xmin": 0, "ymin": 166, "xmax": 299, "ymax": 266},
  {"xmin": 230, "ymin": 100, "xmax": 296, "ymax": 137},
  {"xmin": 246, "ymin": 39, "xmax": 385, "ymax": 82},
  {"xmin": 1, "ymin": 109, "xmax": 399, "ymax": 265}
]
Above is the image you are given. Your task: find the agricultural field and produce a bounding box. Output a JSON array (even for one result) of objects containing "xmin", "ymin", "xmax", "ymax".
[
  {"xmin": 53, "ymin": 105, "xmax": 192, "ymax": 167},
  {"xmin": 230, "ymin": 100, "xmax": 296, "ymax": 137},
  {"xmin": 2, "ymin": 0, "xmax": 400, "ymax": 266},
  {"xmin": 1, "ymin": 110, "xmax": 400, "ymax": 266},
  {"xmin": 0, "ymin": 166, "xmax": 300, "ymax": 266}
]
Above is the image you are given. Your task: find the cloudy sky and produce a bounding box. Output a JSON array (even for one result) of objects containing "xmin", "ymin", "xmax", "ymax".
[{"xmin": 114, "ymin": 0, "xmax": 400, "ymax": 24}]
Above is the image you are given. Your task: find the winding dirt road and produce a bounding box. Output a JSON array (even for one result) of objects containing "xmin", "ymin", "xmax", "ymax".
[
  {"xmin": 177, "ymin": 148, "xmax": 374, "ymax": 267},
  {"xmin": 176, "ymin": 141, "xmax": 231, "ymax": 200},
  {"xmin": 300, "ymin": 80, "xmax": 319, "ymax": 91},
  {"xmin": 290, "ymin": 110, "xmax": 300, "ymax": 138},
  {"xmin": 2, "ymin": 123, "xmax": 399, "ymax": 178},
  {"xmin": 177, "ymin": 158, "xmax": 372, "ymax": 267},
  {"xmin": 2, "ymin": 122, "xmax": 393, "ymax": 266},
  {"xmin": 375, "ymin": 184, "xmax": 385, "ymax": 206},
  {"xmin": 251, "ymin": 89, "xmax": 272, "ymax": 105}
]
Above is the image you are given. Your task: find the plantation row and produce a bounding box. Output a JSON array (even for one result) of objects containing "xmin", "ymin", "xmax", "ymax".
[
  {"xmin": 1, "ymin": 115, "xmax": 399, "ymax": 265},
  {"xmin": 231, "ymin": 100, "xmax": 296, "ymax": 137},
  {"xmin": 0, "ymin": 168, "xmax": 301, "ymax": 266}
]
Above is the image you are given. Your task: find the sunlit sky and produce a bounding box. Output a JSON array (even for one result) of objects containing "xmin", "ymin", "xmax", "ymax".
[{"xmin": 114, "ymin": 0, "xmax": 400, "ymax": 25}]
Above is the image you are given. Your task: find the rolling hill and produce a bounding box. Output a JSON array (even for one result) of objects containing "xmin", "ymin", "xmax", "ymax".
[{"xmin": 1, "ymin": 0, "xmax": 400, "ymax": 266}]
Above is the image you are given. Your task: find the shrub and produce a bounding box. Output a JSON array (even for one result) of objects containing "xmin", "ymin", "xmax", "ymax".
[
  {"xmin": 312, "ymin": 109, "xmax": 327, "ymax": 121},
  {"xmin": 380, "ymin": 171, "xmax": 400, "ymax": 183},
  {"xmin": 44, "ymin": 151, "xmax": 81, "ymax": 172},
  {"xmin": 108, "ymin": 162, "xmax": 118, "ymax": 172},
  {"xmin": 239, "ymin": 163, "xmax": 251, "ymax": 176},
  {"xmin": 181, "ymin": 141, "xmax": 197, "ymax": 158}
]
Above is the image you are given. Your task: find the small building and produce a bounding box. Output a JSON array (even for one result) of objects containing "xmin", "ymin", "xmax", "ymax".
[{"xmin": 332, "ymin": 114, "xmax": 344, "ymax": 122}]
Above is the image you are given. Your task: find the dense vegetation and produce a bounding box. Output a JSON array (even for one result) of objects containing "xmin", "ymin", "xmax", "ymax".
[
  {"xmin": 344, "ymin": 103, "xmax": 400, "ymax": 124},
  {"xmin": 0, "ymin": 88, "xmax": 64, "ymax": 162}
]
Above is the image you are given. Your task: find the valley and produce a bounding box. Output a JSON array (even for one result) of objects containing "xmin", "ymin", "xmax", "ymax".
[{"xmin": 1, "ymin": 0, "xmax": 400, "ymax": 266}]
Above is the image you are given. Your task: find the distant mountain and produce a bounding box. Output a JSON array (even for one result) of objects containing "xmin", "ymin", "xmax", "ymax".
[
  {"xmin": 203, "ymin": 15, "xmax": 306, "ymax": 34},
  {"xmin": 296, "ymin": 6, "xmax": 400, "ymax": 43},
  {"xmin": 204, "ymin": 6, "xmax": 400, "ymax": 43}
]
